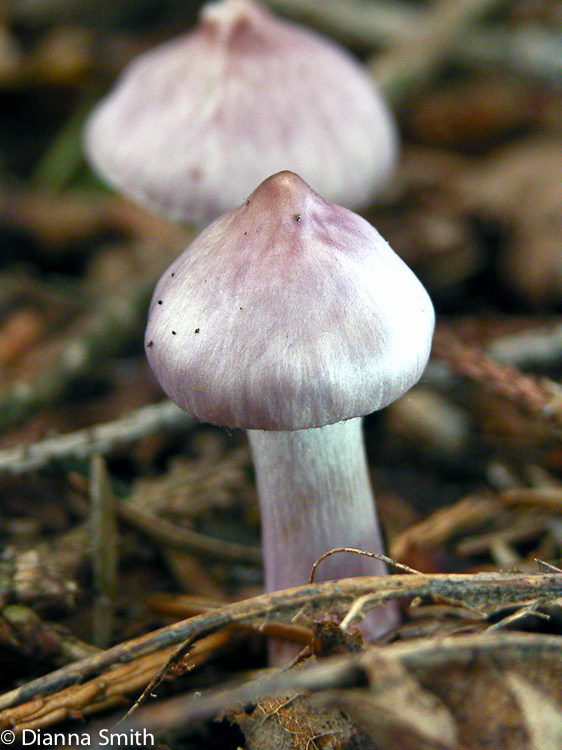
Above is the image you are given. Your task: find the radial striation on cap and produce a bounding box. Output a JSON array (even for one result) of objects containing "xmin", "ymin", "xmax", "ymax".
[{"xmin": 145, "ymin": 171, "xmax": 434, "ymax": 430}]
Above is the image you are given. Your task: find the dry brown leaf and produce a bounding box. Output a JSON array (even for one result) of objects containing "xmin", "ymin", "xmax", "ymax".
[
  {"xmin": 234, "ymin": 693, "xmax": 376, "ymax": 750},
  {"xmin": 507, "ymin": 672, "xmax": 562, "ymax": 750},
  {"xmin": 330, "ymin": 650, "xmax": 457, "ymax": 750},
  {"xmin": 329, "ymin": 633, "xmax": 562, "ymax": 750}
]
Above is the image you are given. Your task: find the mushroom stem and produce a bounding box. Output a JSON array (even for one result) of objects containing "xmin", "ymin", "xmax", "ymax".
[{"xmin": 248, "ymin": 417, "xmax": 399, "ymax": 645}]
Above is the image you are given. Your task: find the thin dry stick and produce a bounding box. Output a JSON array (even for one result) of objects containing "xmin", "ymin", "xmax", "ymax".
[
  {"xmin": 267, "ymin": 0, "xmax": 562, "ymax": 84},
  {"xmin": 488, "ymin": 322, "xmax": 562, "ymax": 369},
  {"xmin": 370, "ymin": 0, "xmax": 502, "ymax": 99},
  {"xmin": 309, "ymin": 547, "xmax": 420, "ymax": 583},
  {"xmin": 0, "ymin": 466, "xmax": 259, "ymax": 619},
  {"xmin": 390, "ymin": 495, "xmax": 503, "ymax": 562},
  {"xmin": 0, "ymin": 400, "xmax": 192, "ymax": 475},
  {"xmin": 432, "ymin": 325, "xmax": 558, "ymax": 419},
  {"xmin": 2, "ymin": 571, "xmax": 562, "ymax": 720},
  {"xmin": 500, "ymin": 487, "xmax": 562, "ymax": 511},
  {"xmin": 266, "ymin": 0, "xmax": 416, "ymax": 46},
  {"xmin": 2, "ymin": 632, "xmax": 233, "ymax": 733},
  {"xmin": 117, "ymin": 503, "xmax": 261, "ymax": 565},
  {"xmin": 90, "ymin": 455, "xmax": 119, "ymax": 649},
  {"xmin": 0, "ymin": 279, "xmax": 152, "ymax": 433}
]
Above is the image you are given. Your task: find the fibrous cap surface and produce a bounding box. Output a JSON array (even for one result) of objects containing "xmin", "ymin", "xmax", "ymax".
[{"xmin": 145, "ymin": 171, "xmax": 434, "ymax": 430}]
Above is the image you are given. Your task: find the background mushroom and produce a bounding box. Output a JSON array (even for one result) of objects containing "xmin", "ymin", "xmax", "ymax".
[
  {"xmin": 84, "ymin": 0, "xmax": 397, "ymax": 225},
  {"xmin": 145, "ymin": 171, "xmax": 435, "ymax": 658}
]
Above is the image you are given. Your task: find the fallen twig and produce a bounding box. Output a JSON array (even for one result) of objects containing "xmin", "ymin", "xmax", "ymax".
[
  {"xmin": 0, "ymin": 400, "xmax": 192, "ymax": 475},
  {"xmin": 0, "ymin": 439, "xmax": 258, "ymax": 614},
  {"xmin": 267, "ymin": 0, "xmax": 562, "ymax": 89},
  {"xmin": 431, "ymin": 325, "xmax": 562, "ymax": 425},
  {"xmin": 0, "ymin": 279, "xmax": 152, "ymax": 433},
  {"xmin": 90, "ymin": 455, "xmax": 119, "ymax": 648},
  {"xmin": 371, "ymin": 0, "xmax": 502, "ymax": 100},
  {"xmin": 117, "ymin": 502, "xmax": 262, "ymax": 565},
  {"xmin": 2, "ymin": 570, "xmax": 562, "ymax": 730},
  {"xmin": 488, "ymin": 321, "xmax": 562, "ymax": 369},
  {"xmin": 1, "ymin": 632, "xmax": 234, "ymax": 733}
]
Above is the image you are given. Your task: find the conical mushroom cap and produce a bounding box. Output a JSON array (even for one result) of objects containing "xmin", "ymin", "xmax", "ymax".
[
  {"xmin": 145, "ymin": 171, "xmax": 434, "ymax": 430},
  {"xmin": 85, "ymin": 0, "xmax": 397, "ymax": 225}
]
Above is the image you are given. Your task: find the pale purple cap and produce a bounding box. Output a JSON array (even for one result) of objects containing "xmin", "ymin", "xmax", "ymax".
[
  {"xmin": 85, "ymin": 0, "xmax": 398, "ymax": 225},
  {"xmin": 145, "ymin": 171, "xmax": 434, "ymax": 430}
]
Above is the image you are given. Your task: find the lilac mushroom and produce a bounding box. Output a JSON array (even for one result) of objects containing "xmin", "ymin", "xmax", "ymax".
[
  {"xmin": 145, "ymin": 171, "xmax": 434, "ymax": 652},
  {"xmin": 85, "ymin": 0, "xmax": 397, "ymax": 225}
]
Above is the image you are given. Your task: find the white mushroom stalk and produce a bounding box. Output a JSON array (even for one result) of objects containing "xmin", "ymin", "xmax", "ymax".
[
  {"xmin": 145, "ymin": 171, "xmax": 435, "ymax": 660},
  {"xmin": 250, "ymin": 420, "xmax": 395, "ymax": 662},
  {"xmin": 248, "ymin": 420, "xmax": 392, "ymax": 605},
  {"xmin": 85, "ymin": 0, "xmax": 397, "ymax": 225}
]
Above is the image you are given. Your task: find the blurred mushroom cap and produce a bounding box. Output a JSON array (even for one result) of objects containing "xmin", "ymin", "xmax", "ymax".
[{"xmin": 85, "ymin": 0, "xmax": 398, "ymax": 225}]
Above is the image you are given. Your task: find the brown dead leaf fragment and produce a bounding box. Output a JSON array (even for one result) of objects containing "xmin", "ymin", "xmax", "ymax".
[
  {"xmin": 330, "ymin": 650, "xmax": 457, "ymax": 750},
  {"xmin": 330, "ymin": 633, "xmax": 562, "ymax": 750},
  {"xmin": 507, "ymin": 672, "xmax": 562, "ymax": 749},
  {"xmin": 233, "ymin": 693, "xmax": 377, "ymax": 750}
]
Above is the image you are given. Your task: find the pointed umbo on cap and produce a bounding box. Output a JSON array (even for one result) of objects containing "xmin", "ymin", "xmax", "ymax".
[
  {"xmin": 85, "ymin": 0, "xmax": 397, "ymax": 225},
  {"xmin": 145, "ymin": 171, "xmax": 434, "ymax": 431}
]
